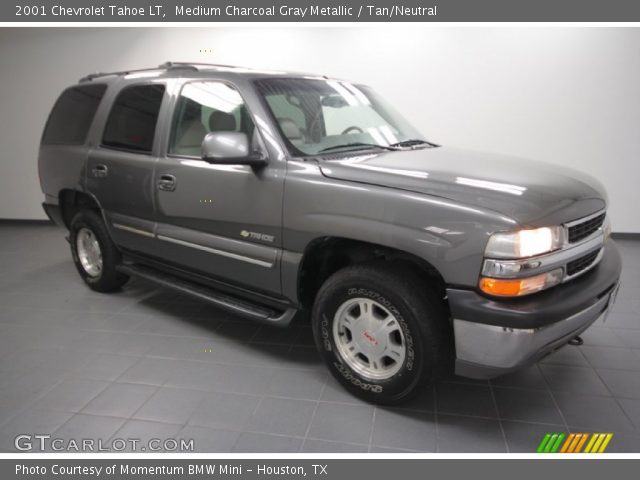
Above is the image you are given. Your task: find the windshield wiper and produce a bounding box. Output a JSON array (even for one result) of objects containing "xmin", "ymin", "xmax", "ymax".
[
  {"xmin": 318, "ymin": 143, "xmax": 400, "ymax": 153},
  {"xmin": 389, "ymin": 139, "xmax": 438, "ymax": 148}
]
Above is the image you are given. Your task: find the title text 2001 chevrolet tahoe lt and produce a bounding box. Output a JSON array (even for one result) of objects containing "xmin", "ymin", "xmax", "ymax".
[{"xmin": 38, "ymin": 62, "xmax": 622, "ymax": 404}]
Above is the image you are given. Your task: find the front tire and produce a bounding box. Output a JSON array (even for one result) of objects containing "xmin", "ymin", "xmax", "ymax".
[
  {"xmin": 312, "ymin": 262, "xmax": 450, "ymax": 405},
  {"xmin": 69, "ymin": 210, "xmax": 129, "ymax": 293}
]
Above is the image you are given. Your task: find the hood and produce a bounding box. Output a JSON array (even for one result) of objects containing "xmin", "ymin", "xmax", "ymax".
[{"xmin": 318, "ymin": 147, "xmax": 607, "ymax": 226}]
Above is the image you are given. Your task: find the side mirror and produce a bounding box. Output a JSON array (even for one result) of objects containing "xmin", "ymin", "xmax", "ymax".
[{"xmin": 201, "ymin": 132, "xmax": 267, "ymax": 167}]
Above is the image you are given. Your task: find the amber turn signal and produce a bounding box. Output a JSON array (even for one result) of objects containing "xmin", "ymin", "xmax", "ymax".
[{"xmin": 479, "ymin": 268, "xmax": 563, "ymax": 297}]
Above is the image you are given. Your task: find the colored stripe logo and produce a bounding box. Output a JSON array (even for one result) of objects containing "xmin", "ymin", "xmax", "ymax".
[{"xmin": 537, "ymin": 433, "xmax": 613, "ymax": 453}]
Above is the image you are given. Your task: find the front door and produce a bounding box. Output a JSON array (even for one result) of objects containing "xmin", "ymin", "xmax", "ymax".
[{"xmin": 153, "ymin": 80, "xmax": 285, "ymax": 296}]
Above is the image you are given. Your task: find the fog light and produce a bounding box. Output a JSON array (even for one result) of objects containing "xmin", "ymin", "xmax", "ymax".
[{"xmin": 479, "ymin": 268, "xmax": 563, "ymax": 297}]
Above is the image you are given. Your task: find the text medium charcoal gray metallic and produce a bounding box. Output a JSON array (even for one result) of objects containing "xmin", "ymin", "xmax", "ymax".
[{"xmin": 7, "ymin": 0, "xmax": 640, "ymax": 22}]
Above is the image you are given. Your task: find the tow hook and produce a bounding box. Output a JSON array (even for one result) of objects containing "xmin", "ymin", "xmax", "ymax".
[{"xmin": 568, "ymin": 335, "xmax": 584, "ymax": 346}]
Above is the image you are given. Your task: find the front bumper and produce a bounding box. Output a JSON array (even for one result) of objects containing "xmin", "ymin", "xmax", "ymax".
[{"xmin": 450, "ymin": 241, "xmax": 622, "ymax": 379}]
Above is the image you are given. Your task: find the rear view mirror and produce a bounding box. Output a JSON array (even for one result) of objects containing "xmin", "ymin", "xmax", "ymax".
[{"xmin": 201, "ymin": 132, "xmax": 267, "ymax": 167}]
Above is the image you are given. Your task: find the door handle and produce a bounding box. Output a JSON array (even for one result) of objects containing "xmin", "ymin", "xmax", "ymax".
[
  {"xmin": 157, "ymin": 174, "xmax": 177, "ymax": 192},
  {"xmin": 92, "ymin": 164, "xmax": 108, "ymax": 178}
]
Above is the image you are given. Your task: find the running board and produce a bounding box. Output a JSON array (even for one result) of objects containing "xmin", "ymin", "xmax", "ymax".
[{"xmin": 116, "ymin": 264, "xmax": 296, "ymax": 327}]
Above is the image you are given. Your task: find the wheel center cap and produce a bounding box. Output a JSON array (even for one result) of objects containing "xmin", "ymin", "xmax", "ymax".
[{"xmin": 361, "ymin": 330, "xmax": 378, "ymax": 346}]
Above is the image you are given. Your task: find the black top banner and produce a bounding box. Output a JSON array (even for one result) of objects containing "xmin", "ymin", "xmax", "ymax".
[{"xmin": 5, "ymin": 0, "xmax": 640, "ymax": 22}]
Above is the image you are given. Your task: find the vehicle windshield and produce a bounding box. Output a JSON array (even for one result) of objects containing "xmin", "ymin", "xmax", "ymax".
[{"xmin": 254, "ymin": 77, "xmax": 428, "ymax": 156}]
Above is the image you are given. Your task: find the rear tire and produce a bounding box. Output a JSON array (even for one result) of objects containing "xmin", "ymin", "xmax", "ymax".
[
  {"xmin": 312, "ymin": 262, "xmax": 451, "ymax": 405},
  {"xmin": 69, "ymin": 210, "xmax": 129, "ymax": 293}
]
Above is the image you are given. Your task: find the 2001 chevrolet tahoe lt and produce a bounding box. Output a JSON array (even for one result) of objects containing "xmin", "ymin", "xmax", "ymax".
[{"xmin": 38, "ymin": 62, "xmax": 622, "ymax": 404}]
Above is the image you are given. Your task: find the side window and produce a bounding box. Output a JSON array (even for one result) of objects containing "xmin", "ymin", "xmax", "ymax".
[
  {"xmin": 102, "ymin": 84, "xmax": 165, "ymax": 153},
  {"xmin": 169, "ymin": 81, "xmax": 254, "ymax": 157},
  {"xmin": 42, "ymin": 84, "xmax": 107, "ymax": 145}
]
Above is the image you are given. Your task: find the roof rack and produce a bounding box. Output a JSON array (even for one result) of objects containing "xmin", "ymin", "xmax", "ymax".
[
  {"xmin": 158, "ymin": 61, "xmax": 243, "ymax": 70},
  {"xmin": 78, "ymin": 61, "xmax": 243, "ymax": 83}
]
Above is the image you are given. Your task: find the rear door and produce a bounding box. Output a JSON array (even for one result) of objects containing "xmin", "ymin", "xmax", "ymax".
[{"xmin": 86, "ymin": 81, "xmax": 167, "ymax": 255}]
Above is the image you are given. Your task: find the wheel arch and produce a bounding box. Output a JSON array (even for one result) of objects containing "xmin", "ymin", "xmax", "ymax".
[
  {"xmin": 296, "ymin": 236, "xmax": 448, "ymax": 311},
  {"xmin": 58, "ymin": 189, "xmax": 104, "ymax": 229}
]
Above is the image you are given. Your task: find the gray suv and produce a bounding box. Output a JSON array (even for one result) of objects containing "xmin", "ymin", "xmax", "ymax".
[{"xmin": 38, "ymin": 62, "xmax": 622, "ymax": 404}]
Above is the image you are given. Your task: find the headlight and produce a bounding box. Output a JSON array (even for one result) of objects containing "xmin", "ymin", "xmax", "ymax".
[
  {"xmin": 481, "ymin": 225, "xmax": 565, "ymax": 297},
  {"xmin": 485, "ymin": 226, "xmax": 565, "ymax": 259}
]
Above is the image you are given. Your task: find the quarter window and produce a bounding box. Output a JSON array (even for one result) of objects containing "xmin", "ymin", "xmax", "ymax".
[
  {"xmin": 102, "ymin": 84, "xmax": 165, "ymax": 153},
  {"xmin": 42, "ymin": 84, "xmax": 107, "ymax": 145},
  {"xmin": 169, "ymin": 81, "xmax": 254, "ymax": 157}
]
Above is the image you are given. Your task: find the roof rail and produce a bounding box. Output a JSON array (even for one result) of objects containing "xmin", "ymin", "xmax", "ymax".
[
  {"xmin": 79, "ymin": 61, "xmax": 245, "ymax": 83},
  {"xmin": 79, "ymin": 66, "xmax": 162, "ymax": 83},
  {"xmin": 158, "ymin": 61, "xmax": 242, "ymax": 70}
]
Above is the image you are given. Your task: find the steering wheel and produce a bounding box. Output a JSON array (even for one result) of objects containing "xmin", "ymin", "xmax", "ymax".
[{"xmin": 342, "ymin": 126, "xmax": 364, "ymax": 135}]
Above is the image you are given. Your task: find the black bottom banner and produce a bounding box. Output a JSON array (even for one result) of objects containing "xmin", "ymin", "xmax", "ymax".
[{"xmin": 2, "ymin": 458, "xmax": 638, "ymax": 480}]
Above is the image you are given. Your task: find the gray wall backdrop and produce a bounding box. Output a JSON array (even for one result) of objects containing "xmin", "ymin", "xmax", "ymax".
[{"xmin": 0, "ymin": 27, "xmax": 638, "ymax": 232}]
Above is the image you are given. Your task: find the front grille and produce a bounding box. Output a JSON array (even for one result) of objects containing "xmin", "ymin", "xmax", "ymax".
[
  {"xmin": 567, "ymin": 213, "xmax": 605, "ymax": 243},
  {"xmin": 566, "ymin": 249, "xmax": 600, "ymax": 277}
]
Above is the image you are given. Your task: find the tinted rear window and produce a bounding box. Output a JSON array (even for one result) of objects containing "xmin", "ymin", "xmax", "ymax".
[
  {"xmin": 42, "ymin": 84, "xmax": 107, "ymax": 145},
  {"xmin": 102, "ymin": 84, "xmax": 165, "ymax": 153}
]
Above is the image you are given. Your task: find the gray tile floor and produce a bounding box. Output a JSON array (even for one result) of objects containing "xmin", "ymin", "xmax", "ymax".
[{"xmin": 1, "ymin": 223, "xmax": 639, "ymax": 453}]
